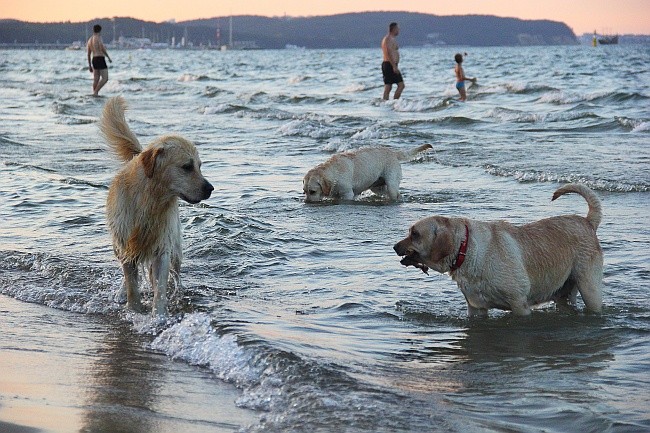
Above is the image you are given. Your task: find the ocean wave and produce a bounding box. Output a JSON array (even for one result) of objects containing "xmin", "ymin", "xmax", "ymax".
[
  {"xmin": 538, "ymin": 91, "xmax": 584, "ymax": 105},
  {"xmin": 538, "ymin": 90, "xmax": 649, "ymax": 106},
  {"xmin": 277, "ymin": 119, "xmax": 348, "ymax": 139},
  {"xmin": 342, "ymin": 82, "xmax": 373, "ymax": 93},
  {"xmin": 55, "ymin": 116, "xmax": 96, "ymax": 125},
  {"xmin": 0, "ymin": 135, "xmax": 27, "ymax": 147},
  {"xmin": 288, "ymin": 75, "xmax": 311, "ymax": 84},
  {"xmin": 149, "ymin": 312, "xmax": 423, "ymax": 432},
  {"xmin": 61, "ymin": 176, "xmax": 107, "ymax": 189},
  {"xmin": 273, "ymin": 94, "xmax": 348, "ymax": 105},
  {"xmin": 0, "ymin": 251, "xmax": 121, "ymax": 314},
  {"xmin": 487, "ymin": 107, "xmax": 546, "ymax": 123},
  {"xmin": 178, "ymin": 73, "xmax": 210, "ymax": 82},
  {"xmin": 392, "ymin": 98, "xmax": 449, "ymax": 112},
  {"xmin": 618, "ymin": 118, "xmax": 650, "ymax": 133},
  {"xmin": 52, "ymin": 101, "xmax": 73, "ymax": 115},
  {"xmin": 203, "ymin": 85, "xmax": 226, "ymax": 98},
  {"xmin": 502, "ymin": 82, "xmax": 559, "ymax": 95},
  {"xmin": 203, "ymin": 103, "xmax": 250, "ymax": 115},
  {"xmin": 484, "ymin": 165, "xmax": 650, "ymax": 192}
]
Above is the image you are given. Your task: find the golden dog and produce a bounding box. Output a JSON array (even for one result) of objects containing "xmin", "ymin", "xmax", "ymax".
[
  {"xmin": 303, "ymin": 144, "xmax": 432, "ymax": 202},
  {"xmin": 394, "ymin": 184, "xmax": 603, "ymax": 317},
  {"xmin": 102, "ymin": 96, "xmax": 213, "ymax": 316}
]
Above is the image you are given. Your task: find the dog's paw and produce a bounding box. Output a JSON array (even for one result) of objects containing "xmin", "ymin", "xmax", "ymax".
[{"xmin": 127, "ymin": 300, "xmax": 147, "ymax": 313}]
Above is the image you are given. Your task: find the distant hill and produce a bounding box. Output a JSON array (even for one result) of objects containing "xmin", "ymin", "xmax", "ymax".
[{"xmin": 0, "ymin": 12, "xmax": 578, "ymax": 48}]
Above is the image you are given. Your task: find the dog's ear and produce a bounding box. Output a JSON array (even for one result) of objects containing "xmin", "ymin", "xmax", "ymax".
[
  {"xmin": 320, "ymin": 178, "xmax": 331, "ymax": 196},
  {"xmin": 141, "ymin": 147, "xmax": 164, "ymax": 178},
  {"xmin": 428, "ymin": 222, "xmax": 454, "ymax": 265}
]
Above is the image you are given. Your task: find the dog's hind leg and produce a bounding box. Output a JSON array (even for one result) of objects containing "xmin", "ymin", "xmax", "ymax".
[
  {"xmin": 384, "ymin": 166, "xmax": 402, "ymax": 201},
  {"xmin": 552, "ymin": 277, "xmax": 579, "ymax": 311},
  {"xmin": 576, "ymin": 265, "xmax": 603, "ymax": 313},
  {"xmin": 150, "ymin": 252, "xmax": 171, "ymax": 316},
  {"xmin": 123, "ymin": 261, "xmax": 144, "ymax": 312}
]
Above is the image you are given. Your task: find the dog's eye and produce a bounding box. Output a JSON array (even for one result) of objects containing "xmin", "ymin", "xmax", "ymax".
[
  {"xmin": 411, "ymin": 230, "xmax": 420, "ymax": 240},
  {"xmin": 181, "ymin": 163, "xmax": 194, "ymax": 172},
  {"xmin": 309, "ymin": 190, "xmax": 317, "ymax": 195}
]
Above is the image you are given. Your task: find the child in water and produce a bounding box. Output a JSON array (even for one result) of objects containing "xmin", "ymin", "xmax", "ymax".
[{"xmin": 454, "ymin": 53, "xmax": 477, "ymax": 101}]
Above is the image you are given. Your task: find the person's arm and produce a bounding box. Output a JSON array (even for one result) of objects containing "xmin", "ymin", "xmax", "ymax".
[
  {"xmin": 87, "ymin": 41, "xmax": 93, "ymax": 71},
  {"xmin": 388, "ymin": 42, "xmax": 399, "ymax": 73},
  {"xmin": 101, "ymin": 42, "xmax": 112, "ymax": 62}
]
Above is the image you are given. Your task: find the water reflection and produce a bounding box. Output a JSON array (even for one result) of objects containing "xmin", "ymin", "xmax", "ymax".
[{"xmin": 80, "ymin": 324, "xmax": 161, "ymax": 433}]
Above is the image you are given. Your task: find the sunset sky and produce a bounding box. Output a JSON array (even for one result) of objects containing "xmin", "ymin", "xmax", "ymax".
[{"xmin": 2, "ymin": 0, "xmax": 649, "ymax": 35}]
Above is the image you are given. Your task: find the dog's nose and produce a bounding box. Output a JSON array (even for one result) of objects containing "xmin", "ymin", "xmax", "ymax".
[
  {"xmin": 393, "ymin": 240, "xmax": 407, "ymax": 255},
  {"xmin": 203, "ymin": 180, "xmax": 214, "ymax": 198}
]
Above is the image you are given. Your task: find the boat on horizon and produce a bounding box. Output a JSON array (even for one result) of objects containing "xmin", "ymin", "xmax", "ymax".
[{"xmin": 597, "ymin": 34, "xmax": 618, "ymax": 45}]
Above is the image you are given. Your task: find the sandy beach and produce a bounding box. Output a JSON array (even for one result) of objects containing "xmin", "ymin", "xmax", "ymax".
[{"xmin": 0, "ymin": 295, "xmax": 257, "ymax": 433}]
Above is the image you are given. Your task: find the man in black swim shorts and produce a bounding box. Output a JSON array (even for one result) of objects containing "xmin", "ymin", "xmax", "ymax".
[
  {"xmin": 381, "ymin": 22, "xmax": 404, "ymax": 100},
  {"xmin": 87, "ymin": 24, "xmax": 112, "ymax": 96}
]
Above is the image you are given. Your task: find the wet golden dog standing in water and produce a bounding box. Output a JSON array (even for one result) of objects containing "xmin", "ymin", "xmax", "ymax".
[
  {"xmin": 102, "ymin": 97, "xmax": 213, "ymax": 316},
  {"xmin": 303, "ymin": 144, "xmax": 432, "ymax": 202},
  {"xmin": 394, "ymin": 184, "xmax": 603, "ymax": 317}
]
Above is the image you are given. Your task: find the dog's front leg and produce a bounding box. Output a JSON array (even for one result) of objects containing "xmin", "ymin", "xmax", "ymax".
[
  {"xmin": 340, "ymin": 188, "xmax": 355, "ymax": 201},
  {"xmin": 467, "ymin": 304, "xmax": 488, "ymax": 318},
  {"xmin": 151, "ymin": 252, "xmax": 171, "ymax": 316},
  {"xmin": 123, "ymin": 261, "xmax": 144, "ymax": 312}
]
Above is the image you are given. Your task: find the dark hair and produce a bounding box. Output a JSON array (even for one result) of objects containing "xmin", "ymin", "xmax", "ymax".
[
  {"xmin": 389, "ymin": 22, "xmax": 398, "ymax": 32},
  {"xmin": 93, "ymin": 24, "xmax": 102, "ymax": 33},
  {"xmin": 454, "ymin": 53, "xmax": 463, "ymax": 64}
]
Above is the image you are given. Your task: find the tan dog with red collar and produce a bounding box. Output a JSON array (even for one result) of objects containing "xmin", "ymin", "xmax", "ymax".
[{"xmin": 394, "ymin": 184, "xmax": 603, "ymax": 317}]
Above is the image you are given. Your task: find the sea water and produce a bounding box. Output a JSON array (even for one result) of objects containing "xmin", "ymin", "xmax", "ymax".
[{"xmin": 1, "ymin": 45, "xmax": 649, "ymax": 432}]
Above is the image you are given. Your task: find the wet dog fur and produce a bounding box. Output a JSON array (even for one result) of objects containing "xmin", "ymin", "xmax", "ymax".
[
  {"xmin": 303, "ymin": 144, "xmax": 432, "ymax": 202},
  {"xmin": 102, "ymin": 96, "xmax": 213, "ymax": 315},
  {"xmin": 394, "ymin": 184, "xmax": 603, "ymax": 317}
]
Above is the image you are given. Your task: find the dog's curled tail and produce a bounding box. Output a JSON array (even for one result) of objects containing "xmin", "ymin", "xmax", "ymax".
[
  {"xmin": 100, "ymin": 96, "xmax": 142, "ymax": 162},
  {"xmin": 552, "ymin": 183, "xmax": 602, "ymax": 231},
  {"xmin": 398, "ymin": 143, "xmax": 433, "ymax": 161}
]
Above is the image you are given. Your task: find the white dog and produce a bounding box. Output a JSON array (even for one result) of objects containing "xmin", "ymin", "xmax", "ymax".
[
  {"xmin": 303, "ymin": 144, "xmax": 432, "ymax": 202},
  {"xmin": 394, "ymin": 184, "xmax": 603, "ymax": 317},
  {"xmin": 102, "ymin": 96, "xmax": 213, "ymax": 316}
]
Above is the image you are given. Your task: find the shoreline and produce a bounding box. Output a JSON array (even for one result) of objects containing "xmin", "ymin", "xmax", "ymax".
[{"xmin": 0, "ymin": 294, "xmax": 258, "ymax": 433}]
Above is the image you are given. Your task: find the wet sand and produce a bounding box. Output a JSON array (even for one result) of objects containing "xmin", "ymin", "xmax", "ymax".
[{"xmin": 0, "ymin": 295, "xmax": 258, "ymax": 433}]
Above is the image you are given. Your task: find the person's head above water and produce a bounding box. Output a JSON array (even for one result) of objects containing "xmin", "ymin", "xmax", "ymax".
[{"xmin": 454, "ymin": 53, "xmax": 463, "ymax": 64}]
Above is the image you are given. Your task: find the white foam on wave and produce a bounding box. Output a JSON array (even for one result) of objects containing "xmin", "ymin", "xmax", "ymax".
[
  {"xmin": 483, "ymin": 165, "xmax": 649, "ymax": 192},
  {"xmin": 539, "ymin": 91, "xmax": 582, "ymax": 104},
  {"xmin": 288, "ymin": 75, "xmax": 309, "ymax": 84},
  {"xmin": 393, "ymin": 98, "xmax": 445, "ymax": 112},
  {"xmin": 178, "ymin": 73, "xmax": 204, "ymax": 82},
  {"xmin": 151, "ymin": 313, "xmax": 262, "ymax": 384},
  {"xmin": 629, "ymin": 120, "xmax": 650, "ymax": 133},
  {"xmin": 487, "ymin": 107, "xmax": 546, "ymax": 123},
  {"xmin": 349, "ymin": 123, "xmax": 393, "ymax": 140},
  {"xmin": 342, "ymin": 82, "xmax": 369, "ymax": 93},
  {"xmin": 148, "ymin": 312, "xmax": 287, "ymax": 412},
  {"xmin": 0, "ymin": 252, "xmax": 122, "ymax": 314},
  {"xmin": 203, "ymin": 104, "xmax": 231, "ymax": 114},
  {"xmin": 277, "ymin": 119, "xmax": 341, "ymax": 139}
]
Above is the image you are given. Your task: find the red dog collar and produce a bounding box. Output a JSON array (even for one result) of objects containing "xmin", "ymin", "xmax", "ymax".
[{"xmin": 450, "ymin": 224, "xmax": 469, "ymax": 272}]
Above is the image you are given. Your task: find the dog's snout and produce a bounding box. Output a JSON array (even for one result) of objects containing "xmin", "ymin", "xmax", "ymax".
[
  {"xmin": 394, "ymin": 240, "xmax": 406, "ymax": 255},
  {"xmin": 202, "ymin": 180, "xmax": 214, "ymax": 199}
]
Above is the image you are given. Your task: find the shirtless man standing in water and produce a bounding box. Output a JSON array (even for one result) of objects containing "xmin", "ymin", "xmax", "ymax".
[
  {"xmin": 87, "ymin": 24, "xmax": 112, "ymax": 96},
  {"xmin": 381, "ymin": 22, "xmax": 404, "ymax": 100}
]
